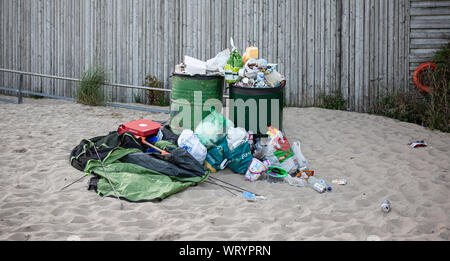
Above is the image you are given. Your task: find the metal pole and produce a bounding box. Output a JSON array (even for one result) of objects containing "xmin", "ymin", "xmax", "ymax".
[{"xmin": 18, "ymin": 74, "xmax": 23, "ymax": 104}]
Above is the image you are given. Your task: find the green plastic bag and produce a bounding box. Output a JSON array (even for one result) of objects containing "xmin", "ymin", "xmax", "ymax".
[
  {"xmin": 224, "ymin": 38, "xmax": 243, "ymax": 84},
  {"xmin": 226, "ymin": 142, "xmax": 254, "ymax": 174},
  {"xmin": 204, "ymin": 137, "xmax": 230, "ymax": 173},
  {"xmin": 194, "ymin": 110, "xmax": 234, "ymax": 149}
]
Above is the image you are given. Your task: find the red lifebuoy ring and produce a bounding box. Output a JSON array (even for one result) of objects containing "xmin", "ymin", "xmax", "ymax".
[{"xmin": 413, "ymin": 62, "xmax": 436, "ymax": 93}]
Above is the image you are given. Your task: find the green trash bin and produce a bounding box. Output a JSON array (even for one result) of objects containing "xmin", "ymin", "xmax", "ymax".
[
  {"xmin": 229, "ymin": 84, "xmax": 284, "ymax": 137},
  {"xmin": 170, "ymin": 73, "xmax": 224, "ymax": 135}
]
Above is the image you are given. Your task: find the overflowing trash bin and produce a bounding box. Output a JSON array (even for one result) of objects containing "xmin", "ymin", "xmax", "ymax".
[{"xmin": 229, "ymin": 83, "xmax": 284, "ymax": 136}]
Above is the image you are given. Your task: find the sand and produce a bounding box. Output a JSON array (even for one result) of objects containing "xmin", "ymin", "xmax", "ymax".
[{"xmin": 0, "ymin": 95, "xmax": 449, "ymax": 241}]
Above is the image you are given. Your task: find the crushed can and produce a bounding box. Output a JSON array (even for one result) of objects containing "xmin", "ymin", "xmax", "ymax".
[{"xmin": 381, "ymin": 200, "xmax": 391, "ymax": 213}]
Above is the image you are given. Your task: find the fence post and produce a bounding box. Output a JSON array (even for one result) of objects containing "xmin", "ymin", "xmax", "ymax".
[{"xmin": 18, "ymin": 74, "xmax": 23, "ymax": 104}]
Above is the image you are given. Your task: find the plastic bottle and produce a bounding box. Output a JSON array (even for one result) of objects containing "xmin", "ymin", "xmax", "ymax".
[
  {"xmin": 307, "ymin": 176, "xmax": 326, "ymax": 193},
  {"xmin": 318, "ymin": 179, "xmax": 332, "ymax": 192},
  {"xmin": 284, "ymin": 175, "xmax": 307, "ymax": 187},
  {"xmin": 257, "ymin": 72, "xmax": 265, "ymax": 81}
]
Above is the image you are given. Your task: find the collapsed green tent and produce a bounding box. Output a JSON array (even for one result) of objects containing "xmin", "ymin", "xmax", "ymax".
[{"xmin": 70, "ymin": 130, "xmax": 210, "ymax": 202}]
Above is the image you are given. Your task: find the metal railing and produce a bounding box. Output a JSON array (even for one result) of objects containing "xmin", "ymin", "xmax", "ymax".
[{"xmin": 0, "ymin": 68, "xmax": 171, "ymax": 114}]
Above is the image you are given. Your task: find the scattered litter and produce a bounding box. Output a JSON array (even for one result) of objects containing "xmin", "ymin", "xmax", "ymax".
[
  {"xmin": 266, "ymin": 126, "xmax": 299, "ymax": 175},
  {"xmin": 264, "ymin": 166, "xmax": 289, "ymax": 183},
  {"xmin": 243, "ymin": 191, "xmax": 267, "ymax": 202},
  {"xmin": 307, "ymin": 176, "xmax": 330, "ymax": 193},
  {"xmin": 177, "ymin": 129, "xmax": 207, "ymax": 163},
  {"xmin": 284, "ymin": 174, "xmax": 308, "ymax": 187},
  {"xmin": 227, "ymin": 127, "xmax": 249, "ymax": 151},
  {"xmin": 295, "ymin": 169, "xmax": 314, "ymax": 180},
  {"xmin": 332, "ymin": 179, "xmax": 347, "ymax": 186},
  {"xmin": 408, "ymin": 140, "xmax": 428, "ymax": 148},
  {"xmin": 381, "ymin": 200, "xmax": 391, "ymax": 213},
  {"xmin": 307, "ymin": 177, "xmax": 326, "ymax": 193},
  {"xmin": 245, "ymin": 158, "xmax": 268, "ymax": 182}
]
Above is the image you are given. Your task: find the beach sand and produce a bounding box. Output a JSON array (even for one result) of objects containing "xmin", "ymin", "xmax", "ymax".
[{"xmin": 0, "ymin": 95, "xmax": 449, "ymax": 241}]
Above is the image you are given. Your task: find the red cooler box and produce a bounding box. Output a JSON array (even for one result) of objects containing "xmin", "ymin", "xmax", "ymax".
[{"xmin": 118, "ymin": 119, "xmax": 163, "ymax": 137}]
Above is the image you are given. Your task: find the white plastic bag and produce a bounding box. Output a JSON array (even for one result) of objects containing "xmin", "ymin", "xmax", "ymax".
[
  {"xmin": 206, "ymin": 49, "xmax": 231, "ymax": 73},
  {"xmin": 226, "ymin": 127, "xmax": 248, "ymax": 151},
  {"xmin": 266, "ymin": 126, "xmax": 298, "ymax": 175},
  {"xmin": 292, "ymin": 141, "xmax": 308, "ymax": 171},
  {"xmin": 177, "ymin": 129, "xmax": 207, "ymax": 164},
  {"xmin": 184, "ymin": 56, "xmax": 207, "ymax": 75}
]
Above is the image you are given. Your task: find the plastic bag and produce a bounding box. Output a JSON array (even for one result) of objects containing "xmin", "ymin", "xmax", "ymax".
[
  {"xmin": 224, "ymin": 38, "xmax": 243, "ymax": 84},
  {"xmin": 292, "ymin": 141, "xmax": 308, "ymax": 171},
  {"xmin": 204, "ymin": 138, "xmax": 230, "ymax": 173},
  {"xmin": 194, "ymin": 110, "xmax": 234, "ymax": 149},
  {"xmin": 265, "ymin": 70, "xmax": 285, "ymax": 87},
  {"xmin": 226, "ymin": 127, "xmax": 249, "ymax": 152},
  {"xmin": 184, "ymin": 56, "xmax": 207, "ymax": 75},
  {"xmin": 266, "ymin": 126, "xmax": 298, "ymax": 174},
  {"xmin": 226, "ymin": 142, "xmax": 253, "ymax": 174},
  {"xmin": 177, "ymin": 129, "xmax": 207, "ymax": 164},
  {"xmin": 206, "ymin": 49, "xmax": 230, "ymax": 73}
]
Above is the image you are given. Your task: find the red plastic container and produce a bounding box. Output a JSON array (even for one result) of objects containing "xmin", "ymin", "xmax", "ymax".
[{"xmin": 118, "ymin": 119, "xmax": 163, "ymax": 137}]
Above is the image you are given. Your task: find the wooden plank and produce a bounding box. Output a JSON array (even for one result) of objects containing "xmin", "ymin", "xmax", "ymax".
[
  {"xmin": 324, "ymin": 0, "xmax": 331, "ymax": 97},
  {"xmin": 349, "ymin": 0, "xmax": 356, "ymax": 110},
  {"xmin": 292, "ymin": 0, "xmax": 299, "ymax": 106},
  {"xmin": 301, "ymin": 0, "xmax": 308, "ymax": 106},
  {"xmin": 341, "ymin": 0, "xmax": 350, "ymax": 104},
  {"xmin": 320, "ymin": 0, "xmax": 326, "ymax": 103},
  {"xmin": 285, "ymin": 0, "xmax": 292, "ymax": 105},
  {"xmin": 0, "ymin": 0, "xmax": 3, "ymax": 87},
  {"xmin": 369, "ymin": 0, "xmax": 376, "ymax": 109},
  {"xmin": 364, "ymin": 0, "xmax": 371, "ymax": 112},
  {"xmin": 354, "ymin": 0, "xmax": 362, "ymax": 112},
  {"xmin": 306, "ymin": 0, "xmax": 315, "ymax": 107},
  {"xmin": 314, "ymin": 0, "xmax": 320, "ymax": 105}
]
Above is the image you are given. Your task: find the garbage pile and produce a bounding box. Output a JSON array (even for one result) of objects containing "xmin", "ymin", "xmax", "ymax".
[
  {"xmin": 177, "ymin": 110, "xmax": 333, "ymax": 194},
  {"xmin": 69, "ymin": 111, "xmax": 337, "ymax": 203},
  {"xmin": 174, "ymin": 38, "xmax": 286, "ymax": 89}
]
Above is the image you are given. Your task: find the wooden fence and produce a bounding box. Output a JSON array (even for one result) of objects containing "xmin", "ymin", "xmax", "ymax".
[{"xmin": 0, "ymin": 0, "xmax": 447, "ymax": 112}]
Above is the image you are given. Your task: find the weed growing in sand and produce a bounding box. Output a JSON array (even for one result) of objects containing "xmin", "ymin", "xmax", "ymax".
[
  {"xmin": 319, "ymin": 90, "xmax": 347, "ymax": 111},
  {"xmin": 423, "ymin": 43, "xmax": 450, "ymax": 132},
  {"xmin": 76, "ymin": 65, "xmax": 107, "ymax": 106},
  {"xmin": 143, "ymin": 75, "xmax": 170, "ymax": 106},
  {"xmin": 370, "ymin": 88, "xmax": 427, "ymax": 126},
  {"xmin": 371, "ymin": 43, "xmax": 449, "ymax": 132}
]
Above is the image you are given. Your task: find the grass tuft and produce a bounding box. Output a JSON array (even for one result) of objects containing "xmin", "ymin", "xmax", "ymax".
[{"xmin": 76, "ymin": 65, "xmax": 107, "ymax": 106}]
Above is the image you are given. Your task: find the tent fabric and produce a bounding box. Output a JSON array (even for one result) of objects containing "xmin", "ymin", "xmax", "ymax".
[
  {"xmin": 70, "ymin": 131, "xmax": 143, "ymax": 171},
  {"xmin": 159, "ymin": 125, "xmax": 180, "ymax": 146},
  {"xmin": 120, "ymin": 148, "xmax": 208, "ymax": 182},
  {"xmin": 70, "ymin": 131, "xmax": 209, "ymax": 202},
  {"xmin": 84, "ymin": 148, "xmax": 208, "ymax": 202}
]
